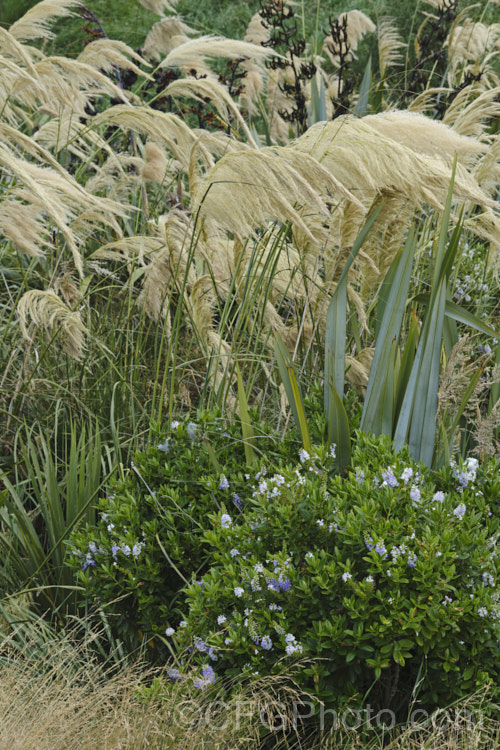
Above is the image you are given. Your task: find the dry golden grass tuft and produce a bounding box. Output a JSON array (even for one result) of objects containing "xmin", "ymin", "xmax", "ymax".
[{"xmin": 0, "ymin": 614, "xmax": 306, "ymax": 750}]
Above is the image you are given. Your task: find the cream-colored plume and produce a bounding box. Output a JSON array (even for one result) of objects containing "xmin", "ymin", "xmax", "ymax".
[
  {"xmin": 160, "ymin": 35, "xmax": 274, "ymax": 71},
  {"xmin": 324, "ymin": 10, "xmax": 376, "ymax": 65},
  {"xmin": 363, "ymin": 110, "xmax": 487, "ymax": 166},
  {"xmin": 8, "ymin": 0, "xmax": 80, "ymax": 41},
  {"xmin": 443, "ymin": 86, "xmax": 500, "ymax": 138},
  {"xmin": 191, "ymin": 146, "xmax": 359, "ymax": 242},
  {"xmin": 142, "ymin": 142, "xmax": 169, "ymax": 183},
  {"xmin": 142, "ymin": 17, "xmax": 196, "ymax": 60},
  {"xmin": 448, "ymin": 18, "xmax": 500, "ymax": 89},
  {"xmin": 138, "ymin": 210, "xmax": 197, "ymax": 321},
  {"xmin": 77, "ymin": 40, "xmax": 150, "ymax": 80},
  {"xmin": 0, "ymin": 201, "xmax": 47, "ymax": 257},
  {"xmin": 137, "ymin": 0, "xmax": 178, "ymax": 14},
  {"xmin": 377, "ymin": 18, "xmax": 406, "ymax": 77},
  {"xmin": 91, "ymin": 105, "xmax": 206, "ymax": 171},
  {"xmin": 18, "ymin": 290, "xmax": 87, "ymax": 359},
  {"xmin": 161, "ymin": 77, "xmax": 258, "ymax": 146}
]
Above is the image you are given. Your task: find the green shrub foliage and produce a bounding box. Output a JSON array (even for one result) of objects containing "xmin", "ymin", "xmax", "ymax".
[
  {"xmin": 70, "ymin": 417, "xmax": 499, "ymax": 714},
  {"xmin": 175, "ymin": 434, "xmax": 500, "ymax": 715}
]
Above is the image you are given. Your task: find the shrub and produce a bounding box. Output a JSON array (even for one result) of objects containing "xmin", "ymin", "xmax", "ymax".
[
  {"xmin": 174, "ymin": 434, "xmax": 500, "ymax": 716},
  {"xmin": 68, "ymin": 411, "xmax": 299, "ymax": 652}
]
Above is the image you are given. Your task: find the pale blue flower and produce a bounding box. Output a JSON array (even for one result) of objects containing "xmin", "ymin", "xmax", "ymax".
[
  {"xmin": 401, "ymin": 467, "xmax": 414, "ymax": 484},
  {"xmin": 165, "ymin": 627, "xmax": 175, "ymax": 636},
  {"xmin": 453, "ymin": 503, "xmax": 466, "ymax": 520},
  {"xmin": 217, "ymin": 615, "xmax": 226, "ymax": 625},
  {"xmin": 261, "ymin": 635, "xmax": 273, "ymax": 650},
  {"xmin": 230, "ymin": 548, "xmax": 239, "ymax": 557},
  {"xmin": 219, "ymin": 475, "xmax": 230, "ymax": 490},
  {"xmin": 234, "ymin": 587, "xmax": 244, "ymax": 597},
  {"xmin": 221, "ymin": 513, "xmax": 232, "ymax": 528},
  {"xmin": 382, "ymin": 467, "xmax": 399, "ymax": 487},
  {"xmin": 410, "ymin": 486, "xmax": 421, "ymax": 504},
  {"xmin": 342, "ymin": 572, "xmax": 352, "ymax": 582}
]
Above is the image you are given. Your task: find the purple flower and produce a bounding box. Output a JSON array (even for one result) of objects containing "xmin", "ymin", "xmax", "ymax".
[
  {"xmin": 375, "ymin": 541, "xmax": 387, "ymax": 558},
  {"xmin": 111, "ymin": 544, "xmax": 120, "ymax": 560},
  {"xmin": 219, "ymin": 475, "xmax": 230, "ymax": 490},
  {"xmin": 382, "ymin": 467, "xmax": 399, "ymax": 487},
  {"xmin": 453, "ymin": 503, "xmax": 466, "ymax": 520},
  {"xmin": 194, "ymin": 665, "xmax": 217, "ymax": 689},
  {"xmin": 410, "ymin": 486, "xmax": 421, "ymax": 504},
  {"xmin": 232, "ymin": 494, "xmax": 243, "ymax": 510},
  {"xmin": 220, "ymin": 513, "xmax": 232, "ymax": 528},
  {"xmin": 194, "ymin": 636, "xmax": 207, "ymax": 652},
  {"xmin": 261, "ymin": 635, "xmax": 273, "ymax": 650},
  {"xmin": 407, "ymin": 552, "xmax": 417, "ymax": 568},
  {"xmin": 168, "ymin": 668, "xmax": 181, "ymax": 681}
]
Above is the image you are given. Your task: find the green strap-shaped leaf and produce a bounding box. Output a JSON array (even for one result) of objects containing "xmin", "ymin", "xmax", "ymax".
[
  {"xmin": 236, "ymin": 364, "xmax": 258, "ymax": 466},
  {"xmin": 324, "ymin": 201, "xmax": 384, "ymax": 415},
  {"xmin": 394, "ymin": 277, "xmax": 447, "ymax": 466},
  {"xmin": 327, "ymin": 380, "xmax": 352, "ymax": 472},
  {"xmin": 361, "ymin": 226, "xmax": 417, "ymax": 435},
  {"xmin": 274, "ymin": 334, "xmax": 312, "ymax": 453}
]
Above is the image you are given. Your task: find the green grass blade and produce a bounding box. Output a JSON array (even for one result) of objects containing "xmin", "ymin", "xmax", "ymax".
[
  {"xmin": 327, "ymin": 381, "xmax": 351, "ymax": 472},
  {"xmin": 274, "ymin": 335, "xmax": 311, "ymax": 453},
  {"xmin": 361, "ymin": 226, "xmax": 417, "ymax": 435},
  {"xmin": 236, "ymin": 364, "xmax": 258, "ymax": 466}
]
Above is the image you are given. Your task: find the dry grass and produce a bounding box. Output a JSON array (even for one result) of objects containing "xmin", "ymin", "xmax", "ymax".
[{"xmin": 0, "ymin": 619, "xmax": 498, "ymax": 750}]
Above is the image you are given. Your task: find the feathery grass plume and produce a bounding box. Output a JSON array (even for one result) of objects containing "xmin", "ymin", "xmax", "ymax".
[
  {"xmin": 472, "ymin": 366, "xmax": 500, "ymax": 460},
  {"xmin": 323, "ymin": 10, "xmax": 376, "ymax": 65},
  {"xmin": 77, "ymin": 39, "xmax": 151, "ymax": 80},
  {"xmin": 436, "ymin": 335, "xmax": 500, "ymax": 457},
  {"xmin": 159, "ymin": 35, "xmax": 274, "ymax": 73},
  {"xmin": 142, "ymin": 141, "xmax": 169, "ymax": 183},
  {"xmin": 266, "ymin": 65, "xmax": 297, "ymax": 143},
  {"xmin": 53, "ymin": 271, "xmax": 83, "ymax": 308},
  {"xmin": 0, "ymin": 201, "xmax": 47, "ymax": 257},
  {"xmin": 32, "ymin": 112, "xmax": 120, "ymax": 167},
  {"xmin": 474, "ymin": 134, "xmax": 500, "ymax": 199},
  {"xmin": 83, "ymin": 152, "xmax": 144, "ymax": 201},
  {"xmin": 191, "ymin": 146, "xmax": 359, "ymax": 243},
  {"xmin": 0, "ymin": 133, "xmax": 130, "ymax": 274},
  {"xmin": 16, "ymin": 56, "xmax": 131, "ymax": 117},
  {"xmin": 377, "ymin": 17, "xmax": 406, "ymax": 78},
  {"xmin": 162, "ymin": 77, "xmax": 258, "ymax": 146},
  {"xmin": 293, "ymin": 115, "xmax": 500, "ymax": 288},
  {"xmin": 92, "ymin": 236, "xmax": 164, "ymax": 266},
  {"xmin": 142, "ymin": 17, "xmax": 196, "ymax": 60},
  {"xmin": 443, "ymin": 85, "xmax": 500, "ymax": 138},
  {"xmin": 0, "ymin": 27, "xmax": 39, "ymax": 72},
  {"xmin": 239, "ymin": 10, "xmax": 269, "ymax": 117},
  {"xmin": 138, "ymin": 210, "xmax": 196, "ymax": 321},
  {"xmin": 17, "ymin": 289, "xmax": 87, "ymax": 359},
  {"xmin": 448, "ymin": 18, "xmax": 500, "ymax": 89},
  {"xmin": 295, "ymin": 116, "xmax": 498, "ymax": 216},
  {"xmin": 345, "ymin": 348, "xmax": 374, "ymax": 395},
  {"xmin": 363, "ymin": 110, "xmax": 488, "ymax": 167},
  {"xmin": 91, "ymin": 105, "xmax": 207, "ymax": 172},
  {"xmin": 137, "ymin": 0, "xmax": 178, "ymax": 14},
  {"xmin": 8, "ymin": 0, "xmax": 80, "ymax": 41}
]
